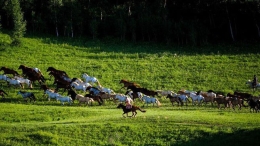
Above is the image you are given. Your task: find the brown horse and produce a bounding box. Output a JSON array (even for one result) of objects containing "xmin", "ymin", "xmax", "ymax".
[
  {"xmin": 0, "ymin": 67, "xmax": 19, "ymax": 76},
  {"xmin": 84, "ymin": 94, "xmax": 103, "ymax": 105},
  {"xmin": 139, "ymin": 88, "xmax": 158, "ymax": 97},
  {"xmin": 18, "ymin": 65, "xmax": 45, "ymax": 84},
  {"xmin": 119, "ymin": 79, "xmax": 141, "ymax": 89},
  {"xmin": 117, "ymin": 103, "xmax": 146, "ymax": 118},
  {"xmin": 166, "ymin": 94, "xmax": 182, "ymax": 106},
  {"xmin": 47, "ymin": 67, "xmax": 68, "ymax": 77}
]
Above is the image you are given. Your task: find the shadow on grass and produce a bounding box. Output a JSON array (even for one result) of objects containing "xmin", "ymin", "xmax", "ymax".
[
  {"xmin": 174, "ymin": 128, "xmax": 260, "ymax": 146},
  {"xmin": 29, "ymin": 34, "xmax": 260, "ymax": 55}
]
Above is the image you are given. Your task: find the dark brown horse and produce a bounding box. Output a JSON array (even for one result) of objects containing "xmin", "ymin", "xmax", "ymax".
[
  {"xmin": 84, "ymin": 93, "xmax": 103, "ymax": 105},
  {"xmin": 117, "ymin": 103, "xmax": 146, "ymax": 118},
  {"xmin": 18, "ymin": 65, "xmax": 45, "ymax": 83},
  {"xmin": 53, "ymin": 80, "xmax": 71, "ymax": 94},
  {"xmin": 166, "ymin": 94, "xmax": 182, "ymax": 106},
  {"xmin": 119, "ymin": 79, "xmax": 141, "ymax": 89},
  {"xmin": 47, "ymin": 67, "xmax": 68, "ymax": 77},
  {"xmin": 139, "ymin": 88, "xmax": 158, "ymax": 97},
  {"xmin": 0, "ymin": 67, "xmax": 19, "ymax": 76}
]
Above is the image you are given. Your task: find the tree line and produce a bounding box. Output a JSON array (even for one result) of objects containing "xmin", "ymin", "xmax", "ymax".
[{"xmin": 1, "ymin": 0, "xmax": 260, "ymax": 45}]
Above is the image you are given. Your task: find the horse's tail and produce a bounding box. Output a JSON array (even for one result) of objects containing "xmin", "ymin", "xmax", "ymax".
[
  {"xmin": 156, "ymin": 99, "xmax": 162, "ymax": 106},
  {"xmin": 137, "ymin": 107, "xmax": 146, "ymax": 113}
]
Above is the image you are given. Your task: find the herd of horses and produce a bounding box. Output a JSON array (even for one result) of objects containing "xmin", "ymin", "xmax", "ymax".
[{"xmin": 0, "ymin": 65, "xmax": 260, "ymax": 117}]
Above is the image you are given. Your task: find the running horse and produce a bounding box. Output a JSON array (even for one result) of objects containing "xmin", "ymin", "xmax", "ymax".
[
  {"xmin": 18, "ymin": 65, "xmax": 45, "ymax": 84},
  {"xmin": 119, "ymin": 79, "xmax": 141, "ymax": 90},
  {"xmin": 0, "ymin": 67, "xmax": 19, "ymax": 76},
  {"xmin": 117, "ymin": 103, "xmax": 146, "ymax": 118}
]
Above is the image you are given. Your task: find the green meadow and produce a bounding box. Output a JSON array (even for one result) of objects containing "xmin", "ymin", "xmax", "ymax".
[{"xmin": 0, "ymin": 32, "xmax": 260, "ymax": 146}]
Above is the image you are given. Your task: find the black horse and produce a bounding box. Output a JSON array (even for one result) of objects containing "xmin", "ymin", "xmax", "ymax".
[{"xmin": 117, "ymin": 103, "xmax": 146, "ymax": 118}]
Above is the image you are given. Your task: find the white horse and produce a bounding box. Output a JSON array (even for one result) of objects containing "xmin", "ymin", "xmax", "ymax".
[
  {"xmin": 72, "ymin": 78, "xmax": 91, "ymax": 86},
  {"xmin": 189, "ymin": 92, "xmax": 204, "ymax": 106},
  {"xmin": 115, "ymin": 94, "xmax": 133, "ymax": 103},
  {"xmin": 6, "ymin": 77, "xmax": 23, "ymax": 88},
  {"xmin": 142, "ymin": 95, "xmax": 161, "ymax": 107},
  {"xmin": 82, "ymin": 73, "xmax": 100, "ymax": 85},
  {"xmin": 71, "ymin": 82, "xmax": 88, "ymax": 92},
  {"xmin": 45, "ymin": 89, "xmax": 61, "ymax": 101},
  {"xmin": 56, "ymin": 95, "xmax": 73, "ymax": 105},
  {"xmin": 172, "ymin": 93, "xmax": 189, "ymax": 106},
  {"xmin": 14, "ymin": 76, "xmax": 32, "ymax": 88},
  {"xmin": 0, "ymin": 74, "xmax": 7, "ymax": 81},
  {"xmin": 156, "ymin": 90, "xmax": 175, "ymax": 97},
  {"xmin": 97, "ymin": 85, "xmax": 115, "ymax": 94}
]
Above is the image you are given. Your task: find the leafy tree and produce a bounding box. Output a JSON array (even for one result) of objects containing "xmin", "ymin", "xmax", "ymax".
[{"xmin": 9, "ymin": 0, "xmax": 26, "ymax": 45}]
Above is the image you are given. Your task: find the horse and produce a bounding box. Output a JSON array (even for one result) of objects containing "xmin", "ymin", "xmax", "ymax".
[
  {"xmin": 125, "ymin": 90, "xmax": 143, "ymax": 101},
  {"xmin": 213, "ymin": 97, "xmax": 229, "ymax": 109},
  {"xmin": 56, "ymin": 95, "xmax": 73, "ymax": 105},
  {"xmin": 117, "ymin": 103, "xmax": 146, "ymax": 118},
  {"xmin": 156, "ymin": 90, "xmax": 175, "ymax": 97},
  {"xmin": 0, "ymin": 89, "xmax": 8, "ymax": 99},
  {"xmin": 47, "ymin": 67, "xmax": 68, "ymax": 77},
  {"xmin": 139, "ymin": 88, "xmax": 158, "ymax": 97},
  {"xmin": 0, "ymin": 74, "xmax": 7, "ymax": 81},
  {"xmin": 45, "ymin": 89, "xmax": 61, "ymax": 101},
  {"xmin": 6, "ymin": 77, "xmax": 23, "ymax": 88},
  {"xmin": 17, "ymin": 91, "xmax": 36, "ymax": 102},
  {"xmin": 49, "ymin": 71, "xmax": 71, "ymax": 82},
  {"xmin": 119, "ymin": 79, "xmax": 141, "ymax": 89},
  {"xmin": 53, "ymin": 79, "xmax": 71, "ymax": 94},
  {"xmin": 172, "ymin": 93, "xmax": 189, "ymax": 106},
  {"xmin": 68, "ymin": 89, "xmax": 94, "ymax": 106},
  {"xmin": 114, "ymin": 94, "xmax": 133, "ymax": 103},
  {"xmin": 141, "ymin": 95, "xmax": 161, "ymax": 107},
  {"xmin": 198, "ymin": 91, "xmax": 216, "ymax": 106},
  {"xmin": 70, "ymin": 81, "xmax": 88, "ymax": 92},
  {"xmin": 0, "ymin": 67, "xmax": 19, "ymax": 76},
  {"xmin": 233, "ymin": 91, "xmax": 252, "ymax": 101},
  {"xmin": 189, "ymin": 92, "xmax": 204, "ymax": 106},
  {"xmin": 84, "ymin": 94, "xmax": 103, "ymax": 105},
  {"xmin": 18, "ymin": 65, "xmax": 45, "ymax": 83},
  {"xmin": 227, "ymin": 97, "xmax": 243, "ymax": 110},
  {"xmin": 86, "ymin": 86, "xmax": 104, "ymax": 96},
  {"xmin": 247, "ymin": 99, "xmax": 260, "ymax": 113},
  {"xmin": 82, "ymin": 73, "xmax": 100, "ymax": 85},
  {"xmin": 14, "ymin": 76, "xmax": 32, "ymax": 88},
  {"xmin": 166, "ymin": 94, "xmax": 182, "ymax": 106},
  {"xmin": 97, "ymin": 85, "xmax": 115, "ymax": 94}
]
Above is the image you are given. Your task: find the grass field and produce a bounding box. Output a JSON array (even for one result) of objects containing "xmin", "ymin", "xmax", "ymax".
[{"xmin": 0, "ymin": 32, "xmax": 260, "ymax": 146}]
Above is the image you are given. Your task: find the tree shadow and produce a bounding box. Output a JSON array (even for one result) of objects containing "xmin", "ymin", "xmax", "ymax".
[{"xmin": 174, "ymin": 128, "xmax": 260, "ymax": 146}]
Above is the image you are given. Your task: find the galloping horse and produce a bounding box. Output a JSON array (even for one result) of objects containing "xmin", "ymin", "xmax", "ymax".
[
  {"xmin": 0, "ymin": 67, "xmax": 19, "ymax": 76},
  {"xmin": 84, "ymin": 94, "xmax": 103, "ymax": 105},
  {"xmin": 117, "ymin": 103, "xmax": 146, "ymax": 118},
  {"xmin": 17, "ymin": 91, "xmax": 36, "ymax": 102},
  {"xmin": 119, "ymin": 79, "xmax": 141, "ymax": 90},
  {"xmin": 18, "ymin": 65, "xmax": 45, "ymax": 83},
  {"xmin": 166, "ymin": 94, "xmax": 182, "ymax": 106},
  {"xmin": 67, "ymin": 89, "xmax": 93, "ymax": 106},
  {"xmin": 47, "ymin": 67, "xmax": 68, "ymax": 77}
]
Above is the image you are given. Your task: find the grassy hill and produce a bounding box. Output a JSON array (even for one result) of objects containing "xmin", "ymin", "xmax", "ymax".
[{"xmin": 0, "ymin": 32, "xmax": 260, "ymax": 146}]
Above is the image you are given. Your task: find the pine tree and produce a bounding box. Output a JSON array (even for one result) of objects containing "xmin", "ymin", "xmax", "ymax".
[{"xmin": 10, "ymin": 0, "xmax": 26, "ymax": 45}]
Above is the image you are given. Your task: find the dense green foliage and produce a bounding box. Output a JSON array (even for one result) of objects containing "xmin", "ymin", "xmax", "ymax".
[
  {"xmin": 0, "ymin": 32, "xmax": 260, "ymax": 145},
  {"xmin": 1, "ymin": 0, "xmax": 260, "ymax": 44}
]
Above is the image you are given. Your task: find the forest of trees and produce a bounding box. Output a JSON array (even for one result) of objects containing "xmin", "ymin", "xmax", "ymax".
[{"xmin": 1, "ymin": 0, "xmax": 260, "ymax": 45}]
